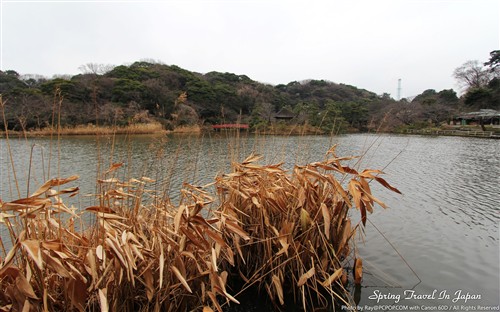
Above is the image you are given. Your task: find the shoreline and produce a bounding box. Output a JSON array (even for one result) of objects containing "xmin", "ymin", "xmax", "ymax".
[
  {"xmin": 1, "ymin": 123, "xmax": 499, "ymax": 139},
  {"xmin": 402, "ymin": 128, "xmax": 500, "ymax": 139},
  {"xmin": 0, "ymin": 122, "xmax": 168, "ymax": 137}
]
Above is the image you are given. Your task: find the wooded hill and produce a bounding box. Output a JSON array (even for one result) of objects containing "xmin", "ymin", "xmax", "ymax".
[{"xmin": 0, "ymin": 59, "xmax": 497, "ymax": 133}]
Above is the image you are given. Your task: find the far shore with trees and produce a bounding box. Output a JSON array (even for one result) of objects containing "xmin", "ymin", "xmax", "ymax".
[{"xmin": 1, "ymin": 50, "xmax": 499, "ymax": 136}]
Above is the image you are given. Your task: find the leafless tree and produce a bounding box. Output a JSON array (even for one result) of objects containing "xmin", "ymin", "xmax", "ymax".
[
  {"xmin": 254, "ymin": 102, "xmax": 274, "ymax": 122},
  {"xmin": 52, "ymin": 74, "xmax": 72, "ymax": 80},
  {"xmin": 453, "ymin": 60, "xmax": 492, "ymax": 92},
  {"xmin": 78, "ymin": 63, "xmax": 115, "ymax": 75}
]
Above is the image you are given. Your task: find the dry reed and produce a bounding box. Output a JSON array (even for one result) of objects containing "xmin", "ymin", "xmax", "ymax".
[
  {"xmin": 3, "ymin": 123, "xmax": 166, "ymax": 137},
  {"xmin": 0, "ymin": 146, "xmax": 400, "ymax": 311},
  {"xmin": 171, "ymin": 125, "xmax": 202, "ymax": 134}
]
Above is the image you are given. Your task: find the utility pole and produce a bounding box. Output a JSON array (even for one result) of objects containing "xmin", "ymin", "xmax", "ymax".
[{"xmin": 397, "ymin": 78, "xmax": 402, "ymax": 101}]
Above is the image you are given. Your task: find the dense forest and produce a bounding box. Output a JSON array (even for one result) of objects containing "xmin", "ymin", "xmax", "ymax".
[{"xmin": 1, "ymin": 50, "xmax": 498, "ymax": 133}]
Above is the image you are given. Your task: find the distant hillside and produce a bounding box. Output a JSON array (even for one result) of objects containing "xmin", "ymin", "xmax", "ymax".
[{"xmin": 0, "ymin": 61, "xmax": 471, "ymax": 133}]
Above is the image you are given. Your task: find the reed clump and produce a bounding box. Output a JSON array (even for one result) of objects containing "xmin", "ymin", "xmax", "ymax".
[
  {"xmin": 214, "ymin": 146, "xmax": 401, "ymax": 310},
  {"xmin": 0, "ymin": 146, "xmax": 400, "ymax": 311},
  {"xmin": 0, "ymin": 167, "xmax": 237, "ymax": 311}
]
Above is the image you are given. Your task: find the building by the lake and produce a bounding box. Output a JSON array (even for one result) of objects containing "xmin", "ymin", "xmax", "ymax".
[{"xmin": 453, "ymin": 109, "xmax": 500, "ymax": 126}]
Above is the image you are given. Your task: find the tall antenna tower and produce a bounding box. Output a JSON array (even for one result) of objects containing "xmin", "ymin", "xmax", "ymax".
[{"xmin": 397, "ymin": 78, "xmax": 402, "ymax": 100}]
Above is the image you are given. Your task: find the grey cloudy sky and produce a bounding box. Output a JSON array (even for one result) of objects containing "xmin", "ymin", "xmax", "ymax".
[{"xmin": 1, "ymin": 0, "xmax": 498, "ymax": 98}]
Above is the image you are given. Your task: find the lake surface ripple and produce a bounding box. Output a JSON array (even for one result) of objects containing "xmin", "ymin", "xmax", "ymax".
[{"xmin": 1, "ymin": 133, "xmax": 498, "ymax": 308}]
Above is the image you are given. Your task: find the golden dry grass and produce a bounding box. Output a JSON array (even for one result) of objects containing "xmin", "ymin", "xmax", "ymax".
[
  {"xmin": 0, "ymin": 146, "xmax": 400, "ymax": 311},
  {"xmin": 170, "ymin": 125, "xmax": 202, "ymax": 134},
  {"xmin": 14, "ymin": 123, "xmax": 167, "ymax": 136}
]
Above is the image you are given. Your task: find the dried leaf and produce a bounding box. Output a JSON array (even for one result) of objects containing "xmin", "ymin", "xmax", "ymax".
[
  {"xmin": 97, "ymin": 178, "xmax": 120, "ymax": 183},
  {"xmin": 41, "ymin": 240, "xmax": 63, "ymax": 252},
  {"xmin": 297, "ymin": 266, "xmax": 315, "ymax": 287},
  {"xmin": 21, "ymin": 240, "xmax": 43, "ymax": 270},
  {"xmin": 340, "ymin": 165, "xmax": 359, "ymax": 175},
  {"xmin": 205, "ymin": 229, "xmax": 228, "ymax": 248},
  {"xmin": 360, "ymin": 201, "xmax": 367, "ymax": 226},
  {"xmin": 341, "ymin": 270, "xmax": 348, "ymax": 285},
  {"xmin": 52, "ymin": 175, "xmax": 79, "ymax": 186},
  {"xmin": 105, "ymin": 162, "xmax": 123, "ymax": 174},
  {"xmin": 321, "ymin": 268, "xmax": 343, "ymax": 287},
  {"xmin": 22, "ymin": 300, "xmax": 30, "ymax": 312},
  {"xmin": 16, "ymin": 275, "xmax": 38, "ymax": 299},
  {"xmin": 251, "ymin": 196, "xmax": 261, "ymax": 208},
  {"xmin": 272, "ymin": 275, "xmax": 284, "ymax": 305},
  {"xmin": 30, "ymin": 176, "xmax": 79, "ymax": 197},
  {"xmin": 96, "ymin": 245, "xmax": 104, "ymax": 261},
  {"xmin": 159, "ymin": 245, "xmax": 165, "ymax": 289},
  {"xmin": 223, "ymin": 288, "xmax": 240, "ymax": 304},
  {"xmin": 174, "ymin": 205, "xmax": 185, "ymax": 233},
  {"xmin": 143, "ymin": 267, "xmax": 154, "ymax": 302},
  {"xmin": 242, "ymin": 153, "xmax": 262, "ymax": 164},
  {"xmin": 297, "ymin": 187, "xmax": 306, "ymax": 208},
  {"xmin": 348, "ymin": 180, "xmax": 363, "ymax": 210},
  {"xmin": 105, "ymin": 237, "xmax": 128, "ymax": 270},
  {"xmin": 2, "ymin": 266, "xmax": 18, "ymax": 280},
  {"xmin": 363, "ymin": 190, "xmax": 387, "ymax": 209},
  {"xmin": 86, "ymin": 249, "xmax": 97, "ymax": 283},
  {"xmin": 98, "ymin": 288, "xmax": 108, "ymax": 312},
  {"xmin": 29, "ymin": 181, "xmax": 52, "ymax": 198},
  {"xmin": 140, "ymin": 176, "xmax": 155, "ymax": 183},
  {"xmin": 225, "ymin": 220, "xmax": 250, "ymax": 240},
  {"xmin": 234, "ymin": 237, "xmax": 245, "ymax": 264},
  {"xmin": 85, "ymin": 205, "xmax": 114, "ymax": 213},
  {"xmin": 66, "ymin": 261, "xmax": 88, "ymax": 284},
  {"xmin": 0, "ymin": 212, "xmax": 15, "ymax": 223},
  {"xmin": 42, "ymin": 250, "xmax": 71, "ymax": 278},
  {"xmin": 320, "ymin": 203, "xmax": 331, "ymax": 240},
  {"xmin": 47, "ymin": 187, "xmax": 79, "ymax": 197},
  {"xmin": 207, "ymin": 291, "xmax": 223, "ymax": 312},
  {"xmin": 0, "ymin": 243, "xmax": 19, "ymax": 274},
  {"xmin": 181, "ymin": 227, "xmax": 209, "ymax": 250},
  {"xmin": 211, "ymin": 248, "xmax": 218, "ymax": 272},
  {"xmin": 300, "ymin": 208, "xmax": 311, "ymax": 231},
  {"xmin": 276, "ymin": 242, "xmax": 289, "ymax": 257},
  {"xmin": 67, "ymin": 277, "xmax": 87, "ymax": 312},
  {"xmin": 354, "ymin": 258, "xmax": 363, "ymax": 285},
  {"xmin": 359, "ymin": 169, "xmax": 384, "ymax": 178},
  {"xmin": 171, "ymin": 265, "xmax": 192, "ymax": 293},
  {"xmin": 374, "ymin": 176, "xmax": 402, "ymax": 194},
  {"xmin": 89, "ymin": 211, "xmax": 126, "ymax": 220},
  {"xmin": 338, "ymin": 219, "xmax": 352, "ymax": 256},
  {"xmin": 4, "ymin": 198, "xmax": 51, "ymax": 211}
]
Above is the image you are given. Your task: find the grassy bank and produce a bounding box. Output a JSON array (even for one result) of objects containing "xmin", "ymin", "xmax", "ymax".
[
  {"xmin": 0, "ymin": 122, "xmax": 168, "ymax": 137},
  {"xmin": 170, "ymin": 124, "xmax": 202, "ymax": 133},
  {"xmin": 0, "ymin": 118, "xmax": 343, "ymax": 138}
]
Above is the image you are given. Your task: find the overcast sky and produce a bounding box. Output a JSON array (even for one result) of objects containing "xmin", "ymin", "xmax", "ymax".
[{"xmin": 1, "ymin": 0, "xmax": 498, "ymax": 98}]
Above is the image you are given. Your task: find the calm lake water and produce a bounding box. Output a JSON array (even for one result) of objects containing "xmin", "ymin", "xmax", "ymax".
[{"xmin": 1, "ymin": 133, "xmax": 499, "ymax": 310}]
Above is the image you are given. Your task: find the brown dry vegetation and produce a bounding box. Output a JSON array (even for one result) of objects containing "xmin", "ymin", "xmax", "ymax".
[
  {"xmin": 0, "ymin": 123, "xmax": 167, "ymax": 137},
  {"xmin": 0, "ymin": 147, "xmax": 400, "ymax": 311},
  {"xmin": 171, "ymin": 125, "xmax": 202, "ymax": 134}
]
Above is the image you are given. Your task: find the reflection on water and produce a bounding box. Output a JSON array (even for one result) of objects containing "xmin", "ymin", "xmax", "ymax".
[{"xmin": 1, "ymin": 133, "xmax": 498, "ymax": 308}]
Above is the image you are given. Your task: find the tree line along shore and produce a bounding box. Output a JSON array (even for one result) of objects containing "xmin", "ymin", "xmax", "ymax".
[{"xmin": 1, "ymin": 51, "xmax": 498, "ymax": 136}]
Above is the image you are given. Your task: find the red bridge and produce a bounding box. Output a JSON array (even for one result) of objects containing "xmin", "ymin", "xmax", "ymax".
[{"xmin": 212, "ymin": 124, "xmax": 249, "ymax": 130}]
